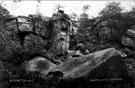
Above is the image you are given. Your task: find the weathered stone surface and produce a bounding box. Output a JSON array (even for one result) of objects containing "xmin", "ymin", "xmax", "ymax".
[
  {"xmin": 51, "ymin": 48, "xmax": 127, "ymax": 78},
  {"xmin": 51, "ymin": 11, "xmax": 73, "ymax": 55},
  {"xmin": 25, "ymin": 57, "xmax": 57, "ymax": 75},
  {"xmin": 121, "ymin": 29, "xmax": 135, "ymax": 49},
  {"xmin": 126, "ymin": 29, "xmax": 135, "ymax": 38},
  {"xmin": 121, "ymin": 35, "xmax": 135, "ymax": 48}
]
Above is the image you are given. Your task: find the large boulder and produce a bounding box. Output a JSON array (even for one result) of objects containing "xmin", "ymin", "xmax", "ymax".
[
  {"xmin": 121, "ymin": 29, "xmax": 135, "ymax": 49},
  {"xmin": 122, "ymin": 35, "xmax": 135, "ymax": 48},
  {"xmin": 25, "ymin": 57, "xmax": 57, "ymax": 75},
  {"xmin": 125, "ymin": 29, "xmax": 135, "ymax": 38},
  {"xmin": 51, "ymin": 48, "xmax": 127, "ymax": 79},
  {"xmin": 22, "ymin": 49, "xmax": 132, "ymax": 88}
]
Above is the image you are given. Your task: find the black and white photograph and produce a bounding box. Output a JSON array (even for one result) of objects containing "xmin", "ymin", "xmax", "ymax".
[{"xmin": 0, "ymin": 0, "xmax": 135, "ymax": 88}]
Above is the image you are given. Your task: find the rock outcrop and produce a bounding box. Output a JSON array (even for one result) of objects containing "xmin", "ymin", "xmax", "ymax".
[
  {"xmin": 51, "ymin": 48, "xmax": 127, "ymax": 79},
  {"xmin": 122, "ymin": 29, "xmax": 135, "ymax": 49}
]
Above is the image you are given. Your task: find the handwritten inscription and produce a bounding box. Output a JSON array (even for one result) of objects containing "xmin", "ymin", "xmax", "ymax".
[{"xmin": 90, "ymin": 78, "xmax": 122, "ymax": 82}]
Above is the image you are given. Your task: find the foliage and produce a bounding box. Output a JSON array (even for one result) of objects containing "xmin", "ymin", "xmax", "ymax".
[
  {"xmin": 94, "ymin": 2, "xmax": 127, "ymax": 43},
  {"xmin": 0, "ymin": 1, "xmax": 135, "ymax": 88},
  {"xmin": 82, "ymin": 5, "xmax": 90, "ymax": 14},
  {"xmin": 0, "ymin": 5, "xmax": 20, "ymax": 63},
  {"xmin": 33, "ymin": 13, "xmax": 50, "ymax": 38},
  {"xmin": 70, "ymin": 12, "xmax": 78, "ymax": 20},
  {"xmin": 0, "ymin": 4, "xmax": 10, "ymax": 17},
  {"xmin": 0, "ymin": 4, "xmax": 10, "ymax": 27},
  {"xmin": 0, "ymin": 5, "xmax": 54, "ymax": 88},
  {"xmin": 77, "ymin": 2, "xmax": 135, "ymax": 51},
  {"xmin": 78, "ymin": 5, "xmax": 90, "ymax": 39},
  {"xmin": 79, "ymin": 14, "xmax": 90, "ymax": 33},
  {"xmin": 54, "ymin": 4, "xmax": 63, "ymax": 12},
  {"xmin": 99, "ymin": 2, "xmax": 123, "ymax": 17}
]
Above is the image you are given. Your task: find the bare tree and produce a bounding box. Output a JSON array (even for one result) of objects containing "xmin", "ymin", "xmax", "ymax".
[
  {"xmin": 70, "ymin": 12, "xmax": 77, "ymax": 20},
  {"xmin": 82, "ymin": 5, "xmax": 90, "ymax": 14},
  {"xmin": 54, "ymin": 4, "xmax": 63, "ymax": 12},
  {"xmin": 129, "ymin": 5, "xmax": 135, "ymax": 14}
]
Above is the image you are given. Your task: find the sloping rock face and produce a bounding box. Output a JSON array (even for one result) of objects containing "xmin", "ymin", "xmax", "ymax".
[
  {"xmin": 49, "ymin": 48, "xmax": 131, "ymax": 88},
  {"xmin": 121, "ymin": 29, "xmax": 135, "ymax": 49},
  {"xmin": 23, "ymin": 48, "xmax": 132, "ymax": 88},
  {"xmin": 25, "ymin": 57, "xmax": 57, "ymax": 75},
  {"xmin": 51, "ymin": 48, "xmax": 127, "ymax": 79}
]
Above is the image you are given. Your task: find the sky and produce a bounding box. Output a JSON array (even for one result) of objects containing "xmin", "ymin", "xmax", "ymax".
[{"xmin": 1, "ymin": 0, "xmax": 135, "ymax": 18}]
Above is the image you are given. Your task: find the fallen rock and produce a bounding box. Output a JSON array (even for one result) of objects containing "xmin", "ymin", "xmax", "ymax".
[
  {"xmin": 51, "ymin": 48, "xmax": 127, "ymax": 79},
  {"xmin": 25, "ymin": 57, "xmax": 57, "ymax": 75}
]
